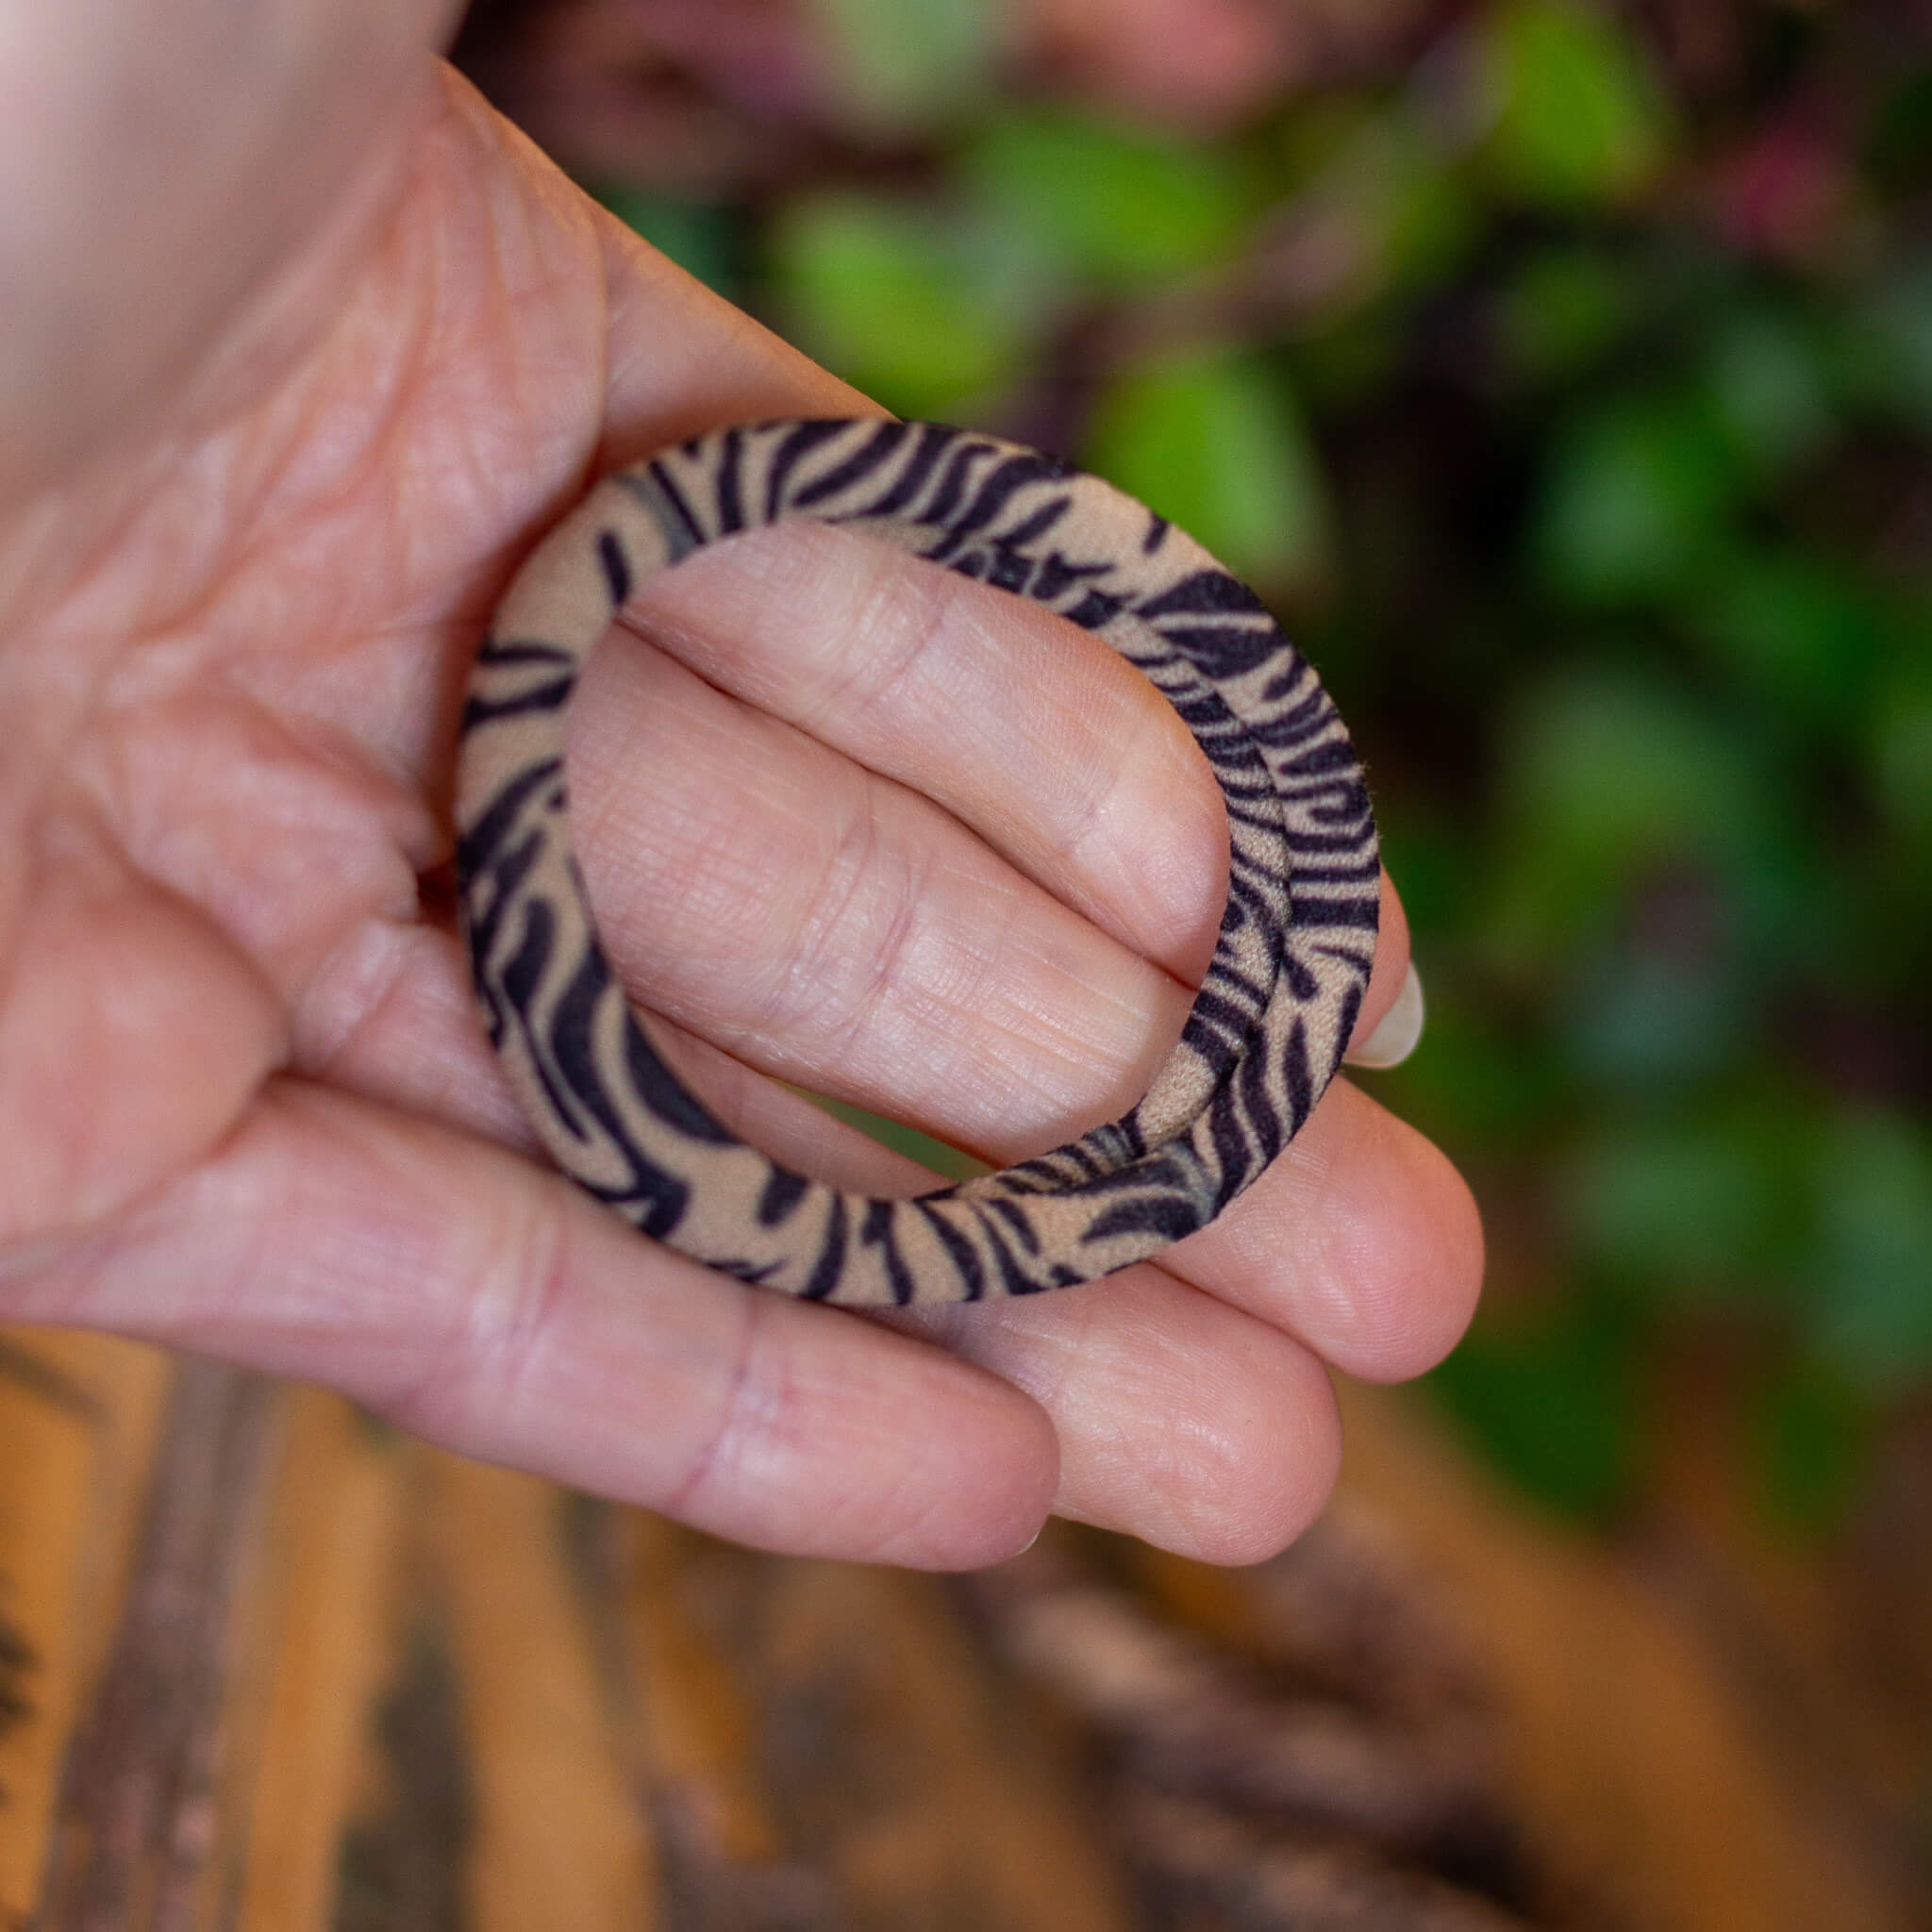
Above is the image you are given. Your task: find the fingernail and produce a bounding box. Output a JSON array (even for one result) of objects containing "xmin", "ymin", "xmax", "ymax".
[{"xmin": 1344, "ymin": 960, "xmax": 1425, "ymax": 1070}]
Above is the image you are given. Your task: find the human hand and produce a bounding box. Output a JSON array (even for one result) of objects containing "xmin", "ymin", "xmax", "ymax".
[{"xmin": 0, "ymin": 1, "xmax": 1479, "ymax": 1569}]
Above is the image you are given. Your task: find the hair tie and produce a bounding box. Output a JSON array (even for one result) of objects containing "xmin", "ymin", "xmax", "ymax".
[{"xmin": 457, "ymin": 420, "xmax": 1377, "ymax": 1306}]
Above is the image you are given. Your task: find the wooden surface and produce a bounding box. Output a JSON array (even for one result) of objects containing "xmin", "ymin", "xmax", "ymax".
[{"xmin": 1, "ymin": 1327, "xmax": 1925, "ymax": 1932}]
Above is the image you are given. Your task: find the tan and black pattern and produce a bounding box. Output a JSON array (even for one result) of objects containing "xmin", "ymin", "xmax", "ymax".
[{"xmin": 456, "ymin": 420, "xmax": 1378, "ymax": 1306}]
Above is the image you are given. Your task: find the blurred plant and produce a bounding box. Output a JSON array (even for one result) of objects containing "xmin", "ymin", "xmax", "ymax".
[{"xmin": 458, "ymin": 0, "xmax": 1932, "ymax": 1533}]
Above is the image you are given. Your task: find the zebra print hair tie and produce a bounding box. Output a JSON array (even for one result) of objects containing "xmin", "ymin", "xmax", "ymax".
[{"xmin": 456, "ymin": 420, "xmax": 1378, "ymax": 1307}]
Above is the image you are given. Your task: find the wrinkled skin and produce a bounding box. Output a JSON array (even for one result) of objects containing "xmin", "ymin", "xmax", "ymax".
[{"xmin": 0, "ymin": 2, "xmax": 1481, "ymax": 1569}]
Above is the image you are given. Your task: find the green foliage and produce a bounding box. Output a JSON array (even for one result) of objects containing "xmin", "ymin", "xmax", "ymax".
[
  {"xmin": 1532, "ymin": 390, "xmax": 1743, "ymax": 602},
  {"xmin": 1804, "ymin": 1112, "xmax": 1932, "ymax": 1387},
  {"xmin": 1495, "ymin": 245, "xmax": 1635, "ymax": 381},
  {"xmin": 1478, "ymin": 0, "xmax": 1673, "ymax": 208},
  {"xmin": 1085, "ymin": 349, "xmax": 1331, "ymax": 597},
  {"xmin": 1370, "ymin": 980, "xmax": 1564, "ymax": 1155},
  {"xmin": 960, "ymin": 109, "xmax": 1253, "ymax": 292},
  {"xmin": 1488, "ymin": 666, "xmax": 1764, "ymax": 958},
  {"xmin": 1703, "ymin": 307, "xmax": 1836, "ymax": 481},
  {"xmin": 1750, "ymin": 1357, "xmax": 1874, "ymax": 1539},
  {"xmin": 733, "ymin": 0, "xmax": 1932, "ymax": 1527},
  {"xmin": 1689, "ymin": 551, "xmax": 1882, "ymax": 732},
  {"xmin": 767, "ymin": 193, "xmax": 1045, "ymax": 417},
  {"xmin": 806, "ymin": 0, "xmax": 1000, "ymax": 134},
  {"xmin": 1871, "ymin": 654, "xmax": 1932, "ymax": 846},
  {"xmin": 1563, "ymin": 1100, "xmax": 1808, "ymax": 1296},
  {"xmin": 1265, "ymin": 105, "xmax": 1479, "ymax": 315},
  {"xmin": 1839, "ymin": 263, "xmax": 1932, "ymax": 432},
  {"xmin": 1428, "ymin": 1295, "xmax": 1643, "ymax": 1521}
]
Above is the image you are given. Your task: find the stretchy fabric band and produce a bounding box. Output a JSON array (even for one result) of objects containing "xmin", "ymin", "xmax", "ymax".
[{"xmin": 456, "ymin": 420, "xmax": 1378, "ymax": 1306}]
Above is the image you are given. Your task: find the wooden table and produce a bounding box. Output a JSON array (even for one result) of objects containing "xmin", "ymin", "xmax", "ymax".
[{"xmin": 1, "ymin": 1329, "xmax": 1923, "ymax": 1931}]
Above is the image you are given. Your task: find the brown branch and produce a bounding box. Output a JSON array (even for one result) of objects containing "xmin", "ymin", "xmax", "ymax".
[{"xmin": 35, "ymin": 1362, "xmax": 279, "ymax": 1932}]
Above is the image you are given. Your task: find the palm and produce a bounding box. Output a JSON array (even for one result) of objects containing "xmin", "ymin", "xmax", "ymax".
[
  {"xmin": 4, "ymin": 71, "xmax": 837, "ymax": 1230},
  {"xmin": 0, "ymin": 56, "xmax": 1479, "ymax": 1569}
]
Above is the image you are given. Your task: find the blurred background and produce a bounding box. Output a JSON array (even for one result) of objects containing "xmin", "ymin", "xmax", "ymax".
[{"xmin": 5, "ymin": 3, "xmax": 1930, "ymax": 1929}]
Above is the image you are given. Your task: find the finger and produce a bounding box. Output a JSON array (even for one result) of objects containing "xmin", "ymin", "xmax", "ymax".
[
  {"xmin": 459, "ymin": 1008, "xmax": 1429, "ymax": 1559},
  {"xmin": 1159, "ymin": 1075, "xmax": 1486, "ymax": 1384},
  {"xmin": 571, "ymin": 619, "xmax": 1424, "ymax": 1149},
  {"xmin": 1346, "ymin": 957, "xmax": 1424, "ymax": 1070},
  {"xmin": 569, "ymin": 628, "xmax": 1193, "ymax": 1151},
  {"xmin": 590, "ymin": 194, "xmax": 880, "ymax": 456},
  {"xmin": 891, "ymin": 1271, "xmax": 1342, "ymax": 1564},
  {"xmin": 6, "ymin": 1079, "xmax": 1056, "ymax": 1570},
  {"xmin": 294, "ymin": 913, "xmax": 536, "ymax": 1148},
  {"xmin": 299, "ymin": 931, "xmax": 1466, "ymax": 1557},
  {"xmin": 538, "ymin": 1021, "xmax": 1348, "ymax": 1563},
  {"xmin": 878, "ymin": 1063, "xmax": 1478, "ymax": 1555},
  {"xmin": 619, "ymin": 521, "xmax": 1226, "ymax": 980}
]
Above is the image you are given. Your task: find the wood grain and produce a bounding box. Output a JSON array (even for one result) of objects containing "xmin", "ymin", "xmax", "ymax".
[{"xmin": 0, "ymin": 1328, "xmax": 1924, "ymax": 1931}]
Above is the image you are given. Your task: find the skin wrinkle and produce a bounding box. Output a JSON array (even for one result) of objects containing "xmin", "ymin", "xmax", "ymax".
[
  {"xmin": 961, "ymin": 911, "xmax": 1181, "ymax": 1127},
  {"xmin": 589, "ymin": 225, "xmax": 875, "ymax": 466},
  {"xmin": 802, "ymin": 534, "xmax": 961, "ymax": 743},
  {"xmin": 623, "ymin": 525, "xmax": 1226, "ymax": 981},
  {"xmin": 196, "ymin": 286, "xmax": 434, "ymax": 630},
  {"xmin": 295, "ymin": 922, "xmax": 536, "ymax": 1149},
  {"xmin": 1058, "ymin": 698, "xmax": 1220, "ymax": 974},
  {"xmin": 14, "ymin": 1070, "xmax": 292, "ymax": 1340},
  {"xmin": 0, "ymin": 818, "xmax": 286, "ymax": 1239},
  {"xmin": 295, "ymin": 912, "xmax": 434, "ymax": 1084},
  {"xmin": 387, "ymin": 1161, "xmax": 585, "ymax": 1441},
  {"xmin": 872, "ymin": 886, "xmax": 1106, "ymax": 1131},
  {"xmin": 788, "ymin": 790, "xmax": 928, "ymax": 1057},
  {"xmin": 135, "ymin": 1083, "xmax": 1051, "ymax": 1565},
  {"xmin": 906, "ymin": 1265, "xmax": 1342, "ymax": 1558},
  {"xmin": 652, "ymin": 1284, "xmax": 780, "ymax": 1525},
  {"xmin": 90, "ymin": 680, "xmax": 423, "ymax": 1006},
  {"xmin": 229, "ymin": 1091, "xmax": 589, "ymax": 1419},
  {"xmin": 573, "ymin": 631, "xmax": 1190, "ymax": 1134}
]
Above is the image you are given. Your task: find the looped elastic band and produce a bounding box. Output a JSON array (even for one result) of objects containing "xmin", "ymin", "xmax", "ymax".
[{"xmin": 456, "ymin": 420, "xmax": 1378, "ymax": 1307}]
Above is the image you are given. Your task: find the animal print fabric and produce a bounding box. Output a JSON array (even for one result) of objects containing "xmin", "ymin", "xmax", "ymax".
[{"xmin": 456, "ymin": 421, "xmax": 1378, "ymax": 1306}]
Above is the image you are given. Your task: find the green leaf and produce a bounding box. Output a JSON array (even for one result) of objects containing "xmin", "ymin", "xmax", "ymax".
[
  {"xmin": 1704, "ymin": 308, "xmax": 1836, "ymax": 481},
  {"xmin": 1480, "ymin": 0, "xmax": 1672, "ymax": 208},
  {"xmin": 1084, "ymin": 348, "xmax": 1332, "ymax": 597},
  {"xmin": 1690, "ymin": 551, "xmax": 1884, "ymax": 729},
  {"xmin": 1354, "ymin": 113, "xmax": 1480, "ymax": 293},
  {"xmin": 1866, "ymin": 68, "xmax": 1932, "ymax": 196},
  {"xmin": 1804, "ymin": 1111, "xmax": 1932, "ymax": 1388},
  {"xmin": 1835, "ymin": 262, "xmax": 1932, "ymax": 433},
  {"xmin": 1495, "ymin": 245, "xmax": 1635, "ymax": 383},
  {"xmin": 1532, "ymin": 390, "xmax": 1742, "ymax": 602},
  {"xmin": 1869, "ymin": 650, "xmax": 1932, "ymax": 846},
  {"xmin": 1564, "ymin": 1105, "xmax": 1807, "ymax": 1294},
  {"xmin": 805, "ymin": 0, "xmax": 999, "ymax": 135},
  {"xmin": 1489, "ymin": 665, "xmax": 1763, "ymax": 950},
  {"xmin": 1749, "ymin": 1357, "xmax": 1874, "ymax": 1540},
  {"xmin": 766, "ymin": 193, "xmax": 1044, "ymax": 417},
  {"xmin": 1428, "ymin": 1296, "xmax": 1643, "ymax": 1522},
  {"xmin": 1263, "ymin": 107, "xmax": 1478, "ymax": 322},
  {"xmin": 958, "ymin": 108, "xmax": 1251, "ymax": 292}
]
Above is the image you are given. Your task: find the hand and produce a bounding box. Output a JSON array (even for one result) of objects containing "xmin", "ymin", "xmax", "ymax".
[{"xmin": 0, "ymin": 1, "xmax": 1480, "ymax": 1569}]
